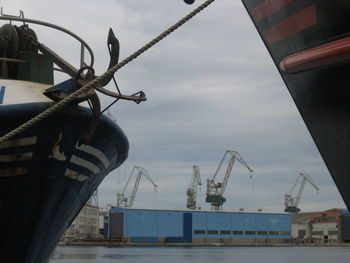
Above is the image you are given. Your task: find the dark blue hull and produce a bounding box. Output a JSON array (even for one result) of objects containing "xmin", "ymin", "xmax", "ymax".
[
  {"xmin": 0, "ymin": 102, "xmax": 129, "ymax": 263},
  {"xmin": 242, "ymin": 0, "xmax": 350, "ymax": 209}
]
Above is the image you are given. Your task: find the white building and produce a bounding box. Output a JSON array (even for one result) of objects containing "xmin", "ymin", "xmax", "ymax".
[
  {"xmin": 64, "ymin": 204, "xmax": 99, "ymax": 241},
  {"xmin": 291, "ymin": 209, "xmax": 343, "ymax": 242}
]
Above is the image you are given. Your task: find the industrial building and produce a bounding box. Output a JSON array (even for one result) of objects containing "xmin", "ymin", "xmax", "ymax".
[
  {"xmin": 63, "ymin": 204, "xmax": 99, "ymax": 241},
  {"xmin": 108, "ymin": 208, "xmax": 291, "ymax": 244},
  {"xmin": 291, "ymin": 208, "xmax": 350, "ymax": 243}
]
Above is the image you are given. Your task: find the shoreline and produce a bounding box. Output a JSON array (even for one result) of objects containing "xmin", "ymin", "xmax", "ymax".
[{"xmin": 58, "ymin": 241, "xmax": 350, "ymax": 247}]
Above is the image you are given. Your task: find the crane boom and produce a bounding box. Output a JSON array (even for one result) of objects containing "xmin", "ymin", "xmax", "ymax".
[
  {"xmin": 186, "ymin": 165, "xmax": 202, "ymax": 209},
  {"xmin": 128, "ymin": 173, "xmax": 142, "ymax": 207},
  {"xmin": 284, "ymin": 173, "xmax": 319, "ymax": 213},
  {"xmin": 206, "ymin": 150, "xmax": 253, "ymax": 210},
  {"xmin": 117, "ymin": 166, "xmax": 158, "ymax": 208}
]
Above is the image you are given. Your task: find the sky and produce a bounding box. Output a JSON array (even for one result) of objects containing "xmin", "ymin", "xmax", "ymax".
[{"xmin": 1, "ymin": 0, "xmax": 346, "ymax": 213}]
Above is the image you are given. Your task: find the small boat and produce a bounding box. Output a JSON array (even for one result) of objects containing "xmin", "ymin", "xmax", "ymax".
[
  {"xmin": 241, "ymin": 0, "xmax": 350, "ymax": 209},
  {"xmin": 0, "ymin": 11, "xmax": 145, "ymax": 263}
]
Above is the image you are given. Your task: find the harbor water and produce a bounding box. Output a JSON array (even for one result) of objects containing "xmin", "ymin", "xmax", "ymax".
[{"xmin": 50, "ymin": 246, "xmax": 350, "ymax": 263}]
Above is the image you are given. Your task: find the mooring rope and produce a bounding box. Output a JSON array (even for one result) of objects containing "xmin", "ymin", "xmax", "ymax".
[{"xmin": 0, "ymin": 0, "xmax": 216, "ymax": 143}]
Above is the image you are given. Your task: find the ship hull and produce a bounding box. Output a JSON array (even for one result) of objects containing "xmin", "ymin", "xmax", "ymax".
[
  {"xmin": 0, "ymin": 102, "xmax": 129, "ymax": 263},
  {"xmin": 242, "ymin": 0, "xmax": 350, "ymax": 209}
]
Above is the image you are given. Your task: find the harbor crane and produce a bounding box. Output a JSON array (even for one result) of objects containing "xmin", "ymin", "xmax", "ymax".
[
  {"xmin": 186, "ymin": 165, "xmax": 202, "ymax": 209},
  {"xmin": 284, "ymin": 172, "xmax": 319, "ymax": 213},
  {"xmin": 117, "ymin": 166, "xmax": 158, "ymax": 208},
  {"xmin": 206, "ymin": 150, "xmax": 253, "ymax": 210}
]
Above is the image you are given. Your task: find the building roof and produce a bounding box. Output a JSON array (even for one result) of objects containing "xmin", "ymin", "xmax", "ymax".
[{"xmin": 111, "ymin": 207, "xmax": 288, "ymax": 215}]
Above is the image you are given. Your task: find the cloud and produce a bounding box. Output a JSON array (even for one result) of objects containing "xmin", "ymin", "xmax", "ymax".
[{"xmin": 1, "ymin": 0, "xmax": 346, "ymax": 212}]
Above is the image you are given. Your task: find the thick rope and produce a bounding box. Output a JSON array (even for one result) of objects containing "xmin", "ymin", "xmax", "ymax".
[{"xmin": 0, "ymin": 0, "xmax": 216, "ymax": 143}]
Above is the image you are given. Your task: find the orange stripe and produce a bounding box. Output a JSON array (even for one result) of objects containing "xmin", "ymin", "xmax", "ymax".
[
  {"xmin": 280, "ymin": 37, "xmax": 350, "ymax": 73},
  {"xmin": 262, "ymin": 5, "xmax": 317, "ymax": 45},
  {"xmin": 0, "ymin": 167, "xmax": 27, "ymax": 177},
  {"xmin": 253, "ymin": 0, "xmax": 295, "ymax": 22}
]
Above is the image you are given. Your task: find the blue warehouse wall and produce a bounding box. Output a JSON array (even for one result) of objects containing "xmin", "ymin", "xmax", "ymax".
[
  {"xmin": 192, "ymin": 211, "xmax": 291, "ymax": 239},
  {"xmin": 110, "ymin": 208, "xmax": 291, "ymax": 241},
  {"xmin": 124, "ymin": 209, "xmax": 158, "ymax": 237},
  {"xmin": 114, "ymin": 208, "xmax": 183, "ymax": 238},
  {"xmin": 158, "ymin": 210, "xmax": 183, "ymax": 237}
]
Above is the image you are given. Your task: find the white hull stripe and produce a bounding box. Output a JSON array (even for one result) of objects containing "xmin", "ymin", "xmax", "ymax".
[
  {"xmin": 0, "ymin": 136, "xmax": 37, "ymax": 149},
  {"xmin": 0, "ymin": 152, "xmax": 33, "ymax": 162},
  {"xmin": 76, "ymin": 144, "xmax": 110, "ymax": 168},
  {"xmin": 70, "ymin": 155, "xmax": 100, "ymax": 174},
  {"xmin": 0, "ymin": 167, "xmax": 27, "ymax": 177},
  {"xmin": 65, "ymin": 169, "xmax": 89, "ymax": 182}
]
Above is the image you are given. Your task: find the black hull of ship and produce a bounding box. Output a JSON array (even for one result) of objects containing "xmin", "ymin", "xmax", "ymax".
[
  {"xmin": 0, "ymin": 102, "xmax": 129, "ymax": 263},
  {"xmin": 242, "ymin": 0, "xmax": 350, "ymax": 209}
]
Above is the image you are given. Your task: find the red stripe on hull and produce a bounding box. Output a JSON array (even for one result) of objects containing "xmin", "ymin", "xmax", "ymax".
[
  {"xmin": 262, "ymin": 5, "xmax": 317, "ymax": 45},
  {"xmin": 253, "ymin": 0, "xmax": 294, "ymax": 22},
  {"xmin": 279, "ymin": 37, "xmax": 350, "ymax": 73}
]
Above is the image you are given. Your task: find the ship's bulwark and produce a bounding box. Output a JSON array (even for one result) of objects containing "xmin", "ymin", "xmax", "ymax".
[
  {"xmin": 0, "ymin": 102, "xmax": 129, "ymax": 263},
  {"xmin": 242, "ymin": 0, "xmax": 350, "ymax": 209}
]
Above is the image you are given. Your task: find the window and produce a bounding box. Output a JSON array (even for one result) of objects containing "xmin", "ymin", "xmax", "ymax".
[
  {"xmin": 207, "ymin": 230, "xmax": 219, "ymax": 235},
  {"xmin": 232, "ymin": 231, "xmax": 243, "ymax": 235},
  {"xmin": 257, "ymin": 231, "xmax": 267, "ymax": 235},
  {"xmin": 328, "ymin": 230, "xmax": 338, "ymax": 235},
  {"xmin": 220, "ymin": 230, "xmax": 231, "ymax": 235},
  {"xmin": 269, "ymin": 231, "xmax": 278, "ymax": 236},
  {"xmin": 311, "ymin": 231, "xmax": 324, "ymax": 236},
  {"xmin": 280, "ymin": 231, "xmax": 290, "ymax": 236},
  {"xmin": 245, "ymin": 231, "xmax": 256, "ymax": 235},
  {"xmin": 194, "ymin": 230, "xmax": 205, "ymax": 235},
  {"xmin": 298, "ymin": 230, "xmax": 306, "ymax": 238}
]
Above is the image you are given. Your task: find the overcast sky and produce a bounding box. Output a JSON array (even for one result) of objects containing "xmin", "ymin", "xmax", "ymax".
[{"xmin": 1, "ymin": 0, "xmax": 346, "ymax": 213}]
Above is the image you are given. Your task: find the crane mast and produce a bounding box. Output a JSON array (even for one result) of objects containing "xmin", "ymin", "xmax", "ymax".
[
  {"xmin": 206, "ymin": 150, "xmax": 253, "ymax": 210},
  {"xmin": 117, "ymin": 166, "xmax": 157, "ymax": 208},
  {"xmin": 186, "ymin": 165, "xmax": 202, "ymax": 209},
  {"xmin": 284, "ymin": 172, "xmax": 319, "ymax": 213}
]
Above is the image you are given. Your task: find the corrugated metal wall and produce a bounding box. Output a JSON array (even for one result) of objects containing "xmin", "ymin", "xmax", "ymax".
[
  {"xmin": 109, "ymin": 208, "xmax": 291, "ymax": 242},
  {"xmin": 123, "ymin": 209, "xmax": 183, "ymax": 238},
  {"xmin": 192, "ymin": 211, "xmax": 290, "ymax": 239}
]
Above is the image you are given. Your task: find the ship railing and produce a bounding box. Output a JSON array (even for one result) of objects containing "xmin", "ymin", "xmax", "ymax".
[{"xmin": 0, "ymin": 10, "xmax": 94, "ymax": 72}]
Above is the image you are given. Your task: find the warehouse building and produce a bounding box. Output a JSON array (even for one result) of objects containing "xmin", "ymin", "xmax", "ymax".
[
  {"xmin": 291, "ymin": 208, "xmax": 349, "ymax": 243},
  {"xmin": 108, "ymin": 208, "xmax": 291, "ymax": 244}
]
